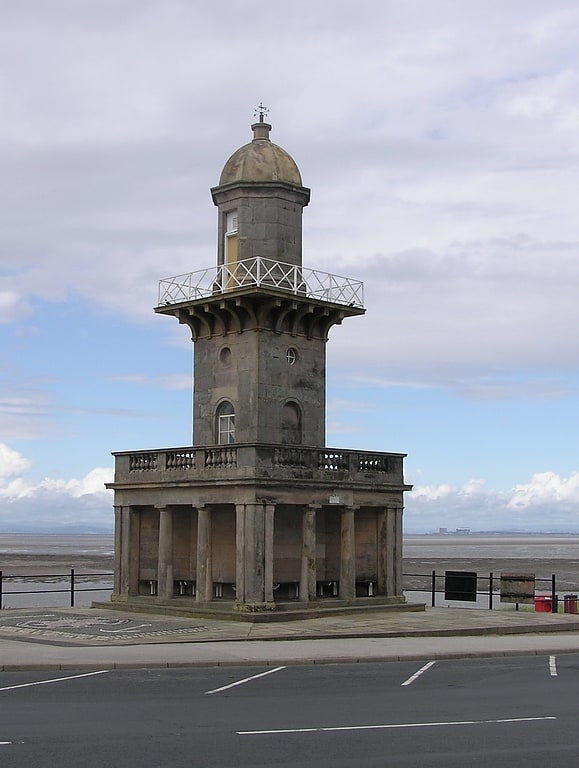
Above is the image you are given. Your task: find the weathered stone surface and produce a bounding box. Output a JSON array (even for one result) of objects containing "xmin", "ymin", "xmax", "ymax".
[{"xmin": 108, "ymin": 118, "xmax": 411, "ymax": 617}]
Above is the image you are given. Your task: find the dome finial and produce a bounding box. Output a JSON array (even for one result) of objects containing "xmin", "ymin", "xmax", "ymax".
[
  {"xmin": 254, "ymin": 102, "xmax": 269, "ymax": 123},
  {"xmin": 251, "ymin": 102, "xmax": 271, "ymax": 141}
]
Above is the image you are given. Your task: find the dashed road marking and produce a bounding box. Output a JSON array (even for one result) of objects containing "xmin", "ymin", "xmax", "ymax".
[
  {"xmin": 549, "ymin": 656, "xmax": 558, "ymax": 677},
  {"xmin": 237, "ymin": 716, "xmax": 557, "ymax": 735},
  {"xmin": 205, "ymin": 666, "xmax": 286, "ymax": 695},
  {"xmin": 401, "ymin": 660, "xmax": 436, "ymax": 686},
  {"xmin": 0, "ymin": 670, "xmax": 109, "ymax": 693}
]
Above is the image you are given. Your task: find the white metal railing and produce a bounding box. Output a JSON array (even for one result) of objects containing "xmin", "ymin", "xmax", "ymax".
[{"xmin": 157, "ymin": 257, "xmax": 364, "ymax": 308}]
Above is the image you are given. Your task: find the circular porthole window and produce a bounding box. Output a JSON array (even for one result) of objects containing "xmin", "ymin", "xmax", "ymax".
[{"xmin": 286, "ymin": 348, "xmax": 297, "ymax": 365}]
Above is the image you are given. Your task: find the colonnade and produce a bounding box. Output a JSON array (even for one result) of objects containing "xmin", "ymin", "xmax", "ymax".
[{"xmin": 113, "ymin": 502, "xmax": 403, "ymax": 608}]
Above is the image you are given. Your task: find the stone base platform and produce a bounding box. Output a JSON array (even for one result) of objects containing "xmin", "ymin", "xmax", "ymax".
[{"xmin": 92, "ymin": 597, "xmax": 425, "ymax": 623}]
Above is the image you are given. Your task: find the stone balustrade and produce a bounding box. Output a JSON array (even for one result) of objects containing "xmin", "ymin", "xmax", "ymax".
[{"xmin": 113, "ymin": 443, "xmax": 404, "ymax": 485}]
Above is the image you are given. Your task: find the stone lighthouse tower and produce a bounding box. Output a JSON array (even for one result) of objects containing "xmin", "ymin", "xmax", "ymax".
[{"xmin": 107, "ymin": 108, "xmax": 413, "ymax": 618}]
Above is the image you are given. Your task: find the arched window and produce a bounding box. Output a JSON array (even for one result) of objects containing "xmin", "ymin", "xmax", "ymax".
[
  {"xmin": 216, "ymin": 401, "xmax": 235, "ymax": 444},
  {"xmin": 282, "ymin": 401, "xmax": 302, "ymax": 445}
]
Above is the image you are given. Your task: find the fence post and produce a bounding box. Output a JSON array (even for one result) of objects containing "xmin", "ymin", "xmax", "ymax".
[
  {"xmin": 431, "ymin": 569, "xmax": 436, "ymax": 607},
  {"xmin": 0, "ymin": 570, "xmax": 2, "ymax": 610},
  {"xmin": 70, "ymin": 568, "xmax": 75, "ymax": 608},
  {"xmin": 488, "ymin": 572, "xmax": 493, "ymax": 610},
  {"xmin": 552, "ymin": 574, "xmax": 557, "ymax": 614}
]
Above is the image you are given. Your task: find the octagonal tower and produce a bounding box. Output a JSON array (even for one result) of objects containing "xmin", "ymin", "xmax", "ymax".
[{"xmin": 107, "ymin": 108, "xmax": 415, "ymax": 618}]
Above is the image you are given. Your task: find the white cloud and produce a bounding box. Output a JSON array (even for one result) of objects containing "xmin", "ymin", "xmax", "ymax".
[
  {"xmin": 0, "ymin": 443, "xmax": 31, "ymax": 478},
  {"xmin": 110, "ymin": 373, "xmax": 192, "ymax": 390},
  {"xmin": 0, "ymin": 290, "xmax": 24, "ymax": 322},
  {"xmin": 508, "ymin": 471, "xmax": 579, "ymax": 508},
  {"xmin": 0, "ymin": 444, "xmax": 112, "ymax": 532},
  {"xmin": 406, "ymin": 471, "xmax": 579, "ymax": 532}
]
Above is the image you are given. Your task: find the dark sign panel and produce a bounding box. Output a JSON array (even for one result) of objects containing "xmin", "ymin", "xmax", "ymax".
[
  {"xmin": 500, "ymin": 572, "xmax": 535, "ymax": 604},
  {"xmin": 444, "ymin": 570, "xmax": 477, "ymax": 602}
]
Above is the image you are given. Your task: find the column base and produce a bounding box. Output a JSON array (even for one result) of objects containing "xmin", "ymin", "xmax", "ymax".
[{"xmin": 234, "ymin": 600, "xmax": 277, "ymax": 613}]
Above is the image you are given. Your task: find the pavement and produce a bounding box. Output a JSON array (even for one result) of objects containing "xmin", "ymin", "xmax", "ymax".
[{"xmin": 3, "ymin": 604, "xmax": 579, "ymax": 671}]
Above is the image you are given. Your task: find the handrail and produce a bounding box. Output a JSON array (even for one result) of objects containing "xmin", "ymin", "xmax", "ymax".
[
  {"xmin": 0, "ymin": 568, "xmax": 113, "ymax": 609},
  {"xmin": 157, "ymin": 257, "xmax": 364, "ymax": 309}
]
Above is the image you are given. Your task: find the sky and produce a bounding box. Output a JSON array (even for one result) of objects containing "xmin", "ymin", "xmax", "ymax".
[{"xmin": 1, "ymin": 0, "xmax": 579, "ymax": 533}]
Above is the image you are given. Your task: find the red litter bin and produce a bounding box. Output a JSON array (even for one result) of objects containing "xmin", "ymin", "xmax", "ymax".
[
  {"xmin": 564, "ymin": 595, "xmax": 578, "ymax": 614},
  {"xmin": 535, "ymin": 595, "xmax": 552, "ymax": 612}
]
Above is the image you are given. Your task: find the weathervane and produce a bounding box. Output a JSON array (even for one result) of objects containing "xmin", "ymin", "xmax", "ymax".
[{"xmin": 254, "ymin": 102, "xmax": 269, "ymax": 123}]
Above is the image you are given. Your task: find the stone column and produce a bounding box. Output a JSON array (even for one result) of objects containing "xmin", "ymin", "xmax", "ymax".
[
  {"xmin": 264, "ymin": 503, "xmax": 275, "ymax": 604},
  {"xmin": 157, "ymin": 505, "xmax": 174, "ymax": 600},
  {"xmin": 300, "ymin": 504, "xmax": 318, "ymax": 602},
  {"xmin": 339, "ymin": 506, "xmax": 356, "ymax": 601},
  {"xmin": 376, "ymin": 507, "xmax": 388, "ymax": 597},
  {"xmin": 385, "ymin": 506, "xmax": 397, "ymax": 596},
  {"xmin": 113, "ymin": 506, "xmax": 122, "ymax": 598},
  {"xmin": 196, "ymin": 506, "xmax": 212, "ymax": 602},
  {"xmin": 235, "ymin": 502, "xmax": 272, "ymax": 609},
  {"xmin": 119, "ymin": 506, "xmax": 137, "ymax": 596},
  {"xmin": 128, "ymin": 506, "xmax": 140, "ymax": 596},
  {"xmin": 235, "ymin": 504, "xmax": 246, "ymax": 603},
  {"xmin": 394, "ymin": 505, "xmax": 403, "ymax": 598}
]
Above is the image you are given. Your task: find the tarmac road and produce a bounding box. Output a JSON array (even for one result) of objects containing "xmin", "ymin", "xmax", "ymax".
[{"xmin": 1, "ymin": 656, "xmax": 579, "ymax": 767}]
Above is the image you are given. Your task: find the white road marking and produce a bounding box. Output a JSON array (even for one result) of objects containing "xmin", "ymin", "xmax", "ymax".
[
  {"xmin": 549, "ymin": 656, "xmax": 558, "ymax": 677},
  {"xmin": 205, "ymin": 666, "xmax": 286, "ymax": 695},
  {"xmin": 237, "ymin": 716, "xmax": 557, "ymax": 735},
  {"xmin": 0, "ymin": 742, "xmax": 12, "ymax": 745},
  {"xmin": 401, "ymin": 660, "xmax": 436, "ymax": 686},
  {"xmin": 0, "ymin": 670, "xmax": 109, "ymax": 692}
]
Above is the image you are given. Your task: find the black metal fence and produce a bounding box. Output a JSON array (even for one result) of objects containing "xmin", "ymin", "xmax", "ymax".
[
  {"xmin": 0, "ymin": 569, "xmax": 114, "ymax": 610},
  {"xmin": 403, "ymin": 570, "xmax": 570, "ymax": 611},
  {"xmin": 0, "ymin": 568, "xmax": 575, "ymax": 613}
]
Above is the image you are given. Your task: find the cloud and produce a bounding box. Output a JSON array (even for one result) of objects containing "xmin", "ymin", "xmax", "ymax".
[
  {"xmin": 110, "ymin": 373, "xmax": 192, "ymax": 390},
  {"xmin": 406, "ymin": 471, "xmax": 579, "ymax": 532},
  {"xmin": 326, "ymin": 231, "xmax": 579, "ymax": 391},
  {"xmin": 0, "ymin": 443, "xmax": 31, "ymax": 478},
  {"xmin": 0, "ymin": 289, "xmax": 25, "ymax": 322},
  {"xmin": 2, "ymin": 443, "xmax": 578, "ymax": 535},
  {"xmin": 0, "ymin": 2, "xmax": 578, "ymax": 530},
  {"xmin": 0, "ymin": 443, "xmax": 112, "ymax": 532}
]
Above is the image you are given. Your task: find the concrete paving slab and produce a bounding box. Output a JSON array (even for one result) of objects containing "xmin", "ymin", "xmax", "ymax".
[
  {"xmin": 1, "ymin": 605, "xmax": 579, "ymax": 646},
  {"xmin": 1, "ymin": 605, "xmax": 579, "ymax": 671}
]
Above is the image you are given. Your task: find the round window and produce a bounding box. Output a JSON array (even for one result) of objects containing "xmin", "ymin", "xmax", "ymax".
[{"xmin": 286, "ymin": 348, "xmax": 297, "ymax": 365}]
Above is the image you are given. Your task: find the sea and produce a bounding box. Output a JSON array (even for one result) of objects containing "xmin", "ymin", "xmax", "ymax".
[
  {"xmin": 1, "ymin": 532, "xmax": 579, "ymax": 611},
  {"xmin": 0, "ymin": 534, "xmax": 114, "ymax": 610}
]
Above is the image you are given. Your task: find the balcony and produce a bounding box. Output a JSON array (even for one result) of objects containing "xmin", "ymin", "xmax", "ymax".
[
  {"xmin": 111, "ymin": 443, "xmax": 406, "ymax": 488},
  {"xmin": 157, "ymin": 257, "xmax": 364, "ymax": 309}
]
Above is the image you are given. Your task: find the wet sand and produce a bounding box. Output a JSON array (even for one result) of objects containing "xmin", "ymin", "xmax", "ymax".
[{"xmin": 0, "ymin": 554, "xmax": 113, "ymax": 578}]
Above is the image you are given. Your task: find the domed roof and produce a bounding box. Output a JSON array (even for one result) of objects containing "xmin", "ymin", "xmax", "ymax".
[{"xmin": 218, "ymin": 120, "xmax": 303, "ymax": 187}]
